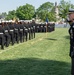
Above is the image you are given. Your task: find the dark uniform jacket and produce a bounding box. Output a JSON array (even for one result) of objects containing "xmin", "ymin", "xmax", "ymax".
[{"xmin": 69, "ymin": 23, "xmax": 74, "ymax": 58}]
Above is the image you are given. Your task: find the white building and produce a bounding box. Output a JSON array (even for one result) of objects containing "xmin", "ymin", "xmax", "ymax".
[{"xmin": 55, "ymin": 2, "xmax": 59, "ymax": 20}]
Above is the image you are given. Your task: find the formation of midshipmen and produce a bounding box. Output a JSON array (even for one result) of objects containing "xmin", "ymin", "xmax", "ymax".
[{"xmin": 0, "ymin": 20, "xmax": 55, "ymax": 49}]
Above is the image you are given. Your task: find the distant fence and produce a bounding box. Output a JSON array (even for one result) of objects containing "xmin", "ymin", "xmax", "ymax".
[{"xmin": 55, "ymin": 23, "xmax": 70, "ymax": 28}]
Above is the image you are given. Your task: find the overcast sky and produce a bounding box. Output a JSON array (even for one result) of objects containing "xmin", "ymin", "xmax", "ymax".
[{"xmin": 0, "ymin": 0, "xmax": 73, "ymax": 13}]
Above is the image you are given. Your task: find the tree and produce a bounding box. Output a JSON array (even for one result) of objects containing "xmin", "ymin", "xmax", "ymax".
[
  {"xmin": 6, "ymin": 10, "xmax": 17, "ymax": 20},
  {"xmin": 47, "ymin": 12, "xmax": 56, "ymax": 21},
  {"xmin": 36, "ymin": 2, "xmax": 56, "ymax": 21},
  {"xmin": 59, "ymin": 0, "xmax": 74, "ymax": 19},
  {"xmin": 16, "ymin": 4, "xmax": 35, "ymax": 20}
]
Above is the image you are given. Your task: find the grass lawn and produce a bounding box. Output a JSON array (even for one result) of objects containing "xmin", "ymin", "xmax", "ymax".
[{"xmin": 0, "ymin": 28, "xmax": 71, "ymax": 75}]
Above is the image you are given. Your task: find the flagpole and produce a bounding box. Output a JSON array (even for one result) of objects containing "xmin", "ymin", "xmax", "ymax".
[{"xmin": 45, "ymin": 17, "xmax": 48, "ymax": 37}]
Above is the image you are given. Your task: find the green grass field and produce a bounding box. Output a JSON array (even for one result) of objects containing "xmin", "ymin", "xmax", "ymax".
[{"xmin": 0, "ymin": 28, "xmax": 71, "ymax": 75}]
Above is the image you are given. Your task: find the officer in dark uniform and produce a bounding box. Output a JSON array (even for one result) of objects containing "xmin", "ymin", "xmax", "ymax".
[
  {"xmin": 30, "ymin": 22, "xmax": 33, "ymax": 39},
  {"xmin": 0, "ymin": 23, "xmax": 5, "ymax": 49},
  {"xmin": 27, "ymin": 22, "xmax": 31, "ymax": 40},
  {"xmin": 3, "ymin": 22, "xmax": 10, "ymax": 47},
  {"xmin": 18, "ymin": 21, "xmax": 24, "ymax": 43},
  {"xmin": 23, "ymin": 22, "xmax": 28, "ymax": 41},
  {"xmin": 31, "ymin": 20, "xmax": 36, "ymax": 38},
  {"xmin": 8, "ymin": 22, "xmax": 15, "ymax": 45},
  {"xmin": 14, "ymin": 22, "xmax": 20, "ymax": 43},
  {"xmin": 67, "ymin": 9, "xmax": 74, "ymax": 75}
]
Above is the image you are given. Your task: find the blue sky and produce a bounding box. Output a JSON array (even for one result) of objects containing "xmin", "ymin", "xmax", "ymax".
[{"xmin": 0, "ymin": 0, "xmax": 73, "ymax": 13}]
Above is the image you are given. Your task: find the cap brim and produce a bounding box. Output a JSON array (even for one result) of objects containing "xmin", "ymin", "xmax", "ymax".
[{"xmin": 68, "ymin": 9, "xmax": 74, "ymax": 13}]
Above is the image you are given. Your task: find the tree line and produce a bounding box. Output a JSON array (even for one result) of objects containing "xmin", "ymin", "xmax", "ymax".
[{"xmin": 0, "ymin": 0, "xmax": 74, "ymax": 22}]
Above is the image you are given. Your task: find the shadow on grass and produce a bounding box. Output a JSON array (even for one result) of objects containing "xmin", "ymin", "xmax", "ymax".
[
  {"xmin": 45, "ymin": 38, "xmax": 57, "ymax": 41},
  {"xmin": 0, "ymin": 58, "xmax": 71, "ymax": 75},
  {"xmin": 64, "ymin": 36, "xmax": 70, "ymax": 39}
]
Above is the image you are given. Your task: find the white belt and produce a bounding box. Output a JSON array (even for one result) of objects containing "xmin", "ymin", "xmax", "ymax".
[
  {"xmin": 41, "ymin": 26, "xmax": 43, "ymax": 27},
  {"xmin": 10, "ymin": 30, "xmax": 14, "ymax": 32},
  {"xmin": 33, "ymin": 26, "xmax": 35, "ymax": 27},
  {"xmin": 5, "ymin": 30, "xmax": 8, "ymax": 32},
  {"xmin": 25, "ymin": 29, "xmax": 28, "ymax": 30},
  {"xmin": 15, "ymin": 29, "xmax": 18, "ymax": 30},
  {"xmin": 0, "ymin": 33, "xmax": 3, "ymax": 34},
  {"xmin": 28, "ymin": 28, "xmax": 30, "ymax": 30},
  {"xmin": 37, "ymin": 26, "xmax": 39, "ymax": 28},
  {"xmin": 20, "ymin": 29, "xmax": 23, "ymax": 31}
]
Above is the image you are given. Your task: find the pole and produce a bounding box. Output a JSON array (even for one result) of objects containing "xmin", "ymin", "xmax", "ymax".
[{"xmin": 45, "ymin": 17, "xmax": 48, "ymax": 37}]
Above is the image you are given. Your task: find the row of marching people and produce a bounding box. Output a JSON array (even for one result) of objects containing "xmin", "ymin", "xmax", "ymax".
[
  {"xmin": 35, "ymin": 23, "xmax": 55, "ymax": 32},
  {"xmin": 0, "ymin": 21, "xmax": 36, "ymax": 49}
]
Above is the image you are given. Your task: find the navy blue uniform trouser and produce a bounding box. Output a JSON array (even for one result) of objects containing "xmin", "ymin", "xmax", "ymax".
[{"xmin": 71, "ymin": 58, "xmax": 74, "ymax": 75}]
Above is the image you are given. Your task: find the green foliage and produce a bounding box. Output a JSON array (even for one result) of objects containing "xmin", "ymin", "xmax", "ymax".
[
  {"xmin": 6, "ymin": 10, "xmax": 17, "ymax": 20},
  {"xmin": 3, "ymin": 0, "xmax": 74, "ymax": 21},
  {"xmin": 59, "ymin": 0, "xmax": 74, "ymax": 19},
  {"xmin": 16, "ymin": 4, "xmax": 35, "ymax": 20},
  {"xmin": 36, "ymin": 2, "xmax": 56, "ymax": 22},
  {"xmin": 37, "ymin": 2, "xmax": 53, "ymax": 12},
  {"xmin": 47, "ymin": 12, "xmax": 56, "ymax": 21}
]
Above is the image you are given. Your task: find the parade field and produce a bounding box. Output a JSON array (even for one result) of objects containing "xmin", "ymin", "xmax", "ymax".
[{"xmin": 0, "ymin": 28, "xmax": 71, "ymax": 75}]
